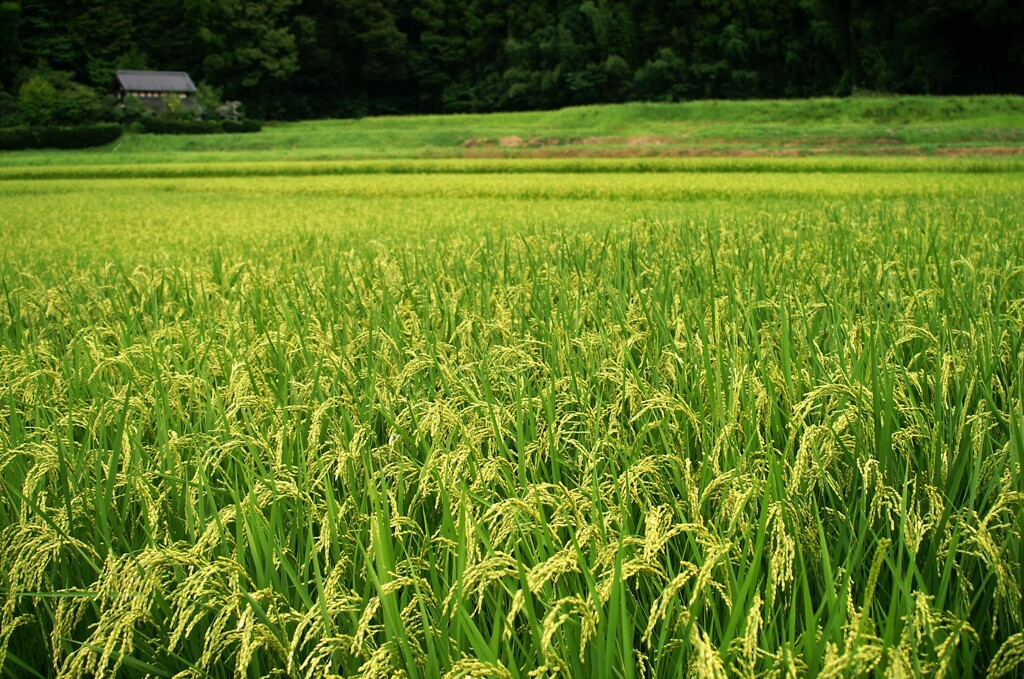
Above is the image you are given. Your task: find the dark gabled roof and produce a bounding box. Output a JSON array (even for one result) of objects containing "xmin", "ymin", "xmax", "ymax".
[{"xmin": 116, "ymin": 70, "xmax": 197, "ymax": 94}]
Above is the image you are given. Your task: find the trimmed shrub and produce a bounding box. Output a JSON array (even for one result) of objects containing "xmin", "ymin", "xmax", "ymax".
[
  {"xmin": 36, "ymin": 124, "xmax": 123, "ymax": 148},
  {"xmin": 0, "ymin": 123, "xmax": 123, "ymax": 150},
  {"xmin": 221, "ymin": 119, "xmax": 262, "ymax": 133},
  {"xmin": 139, "ymin": 117, "xmax": 260, "ymax": 135},
  {"xmin": 140, "ymin": 117, "xmax": 262, "ymax": 135},
  {"xmin": 0, "ymin": 127, "xmax": 35, "ymax": 150},
  {"xmin": 139, "ymin": 118, "xmax": 221, "ymax": 135}
]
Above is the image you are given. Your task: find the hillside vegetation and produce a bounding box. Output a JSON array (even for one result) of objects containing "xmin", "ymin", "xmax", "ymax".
[
  {"xmin": 3, "ymin": 0, "xmax": 1022, "ymax": 119},
  {"xmin": 1, "ymin": 95, "xmax": 1023, "ymax": 167}
]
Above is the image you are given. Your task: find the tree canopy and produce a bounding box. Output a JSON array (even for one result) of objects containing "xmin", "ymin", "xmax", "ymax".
[{"xmin": 1, "ymin": 0, "xmax": 1022, "ymax": 119}]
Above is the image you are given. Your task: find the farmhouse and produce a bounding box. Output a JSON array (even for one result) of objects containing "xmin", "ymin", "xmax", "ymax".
[{"xmin": 115, "ymin": 70, "xmax": 199, "ymax": 115}]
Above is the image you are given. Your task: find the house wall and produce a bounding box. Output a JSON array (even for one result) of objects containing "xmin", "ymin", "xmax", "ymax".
[{"xmin": 125, "ymin": 91, "xmax": 188, "ymax": 99}]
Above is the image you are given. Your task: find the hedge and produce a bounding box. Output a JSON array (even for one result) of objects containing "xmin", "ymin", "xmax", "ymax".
[
  {"xmin": 139, "ymin": 118, "xmax": 262, "ymax": 135},
  {"xmin": 0, "ymin": 124, "xmax": 124, "ymax": 150},
  {"xmin": 220, "ymin": 119, "xmax": 262, "ymax": 133}
]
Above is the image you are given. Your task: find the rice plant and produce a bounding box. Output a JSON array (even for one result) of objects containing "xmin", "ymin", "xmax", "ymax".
[{"xmin": 0, "ymin": 165, "xmax": 1022, "ymax": 677}]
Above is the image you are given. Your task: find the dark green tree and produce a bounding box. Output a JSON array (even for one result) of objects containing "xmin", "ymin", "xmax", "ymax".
[
  {"xmin": 201, "ymin": 0, "xmax": 300, "ymax": 117},
  {"xmin": 17, "ymin": 71, "xmax": 105, "ymax": 125},
  {"xmin": 2, "ymin": 0, "xmax": 1023, "ymax": 120}
]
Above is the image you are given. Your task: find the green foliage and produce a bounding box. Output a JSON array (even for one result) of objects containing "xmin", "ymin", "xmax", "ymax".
[
  {"xmin": 0, "ymin": 2, "xmax": 20, "ymax": 90},
  {"xmin": 157, "ymin": 92, "xmax": 206, "ymax": 122},
  {"xmin": 15, "ymin": 75, "xmax": 57, "ymax": 125},
  {"xmin": 16, "ymin": 72, "xmax": 104, "ymax": 126},
  {"xmin": 2, "ymin": 0, "xmax": 1023, "ymax": 118},
  {"xmin": 200, "ymin": 0, "xmax": 299, "ymax": 118},
  {"xmin": 632, "ymin": 49, "xmax": 688, "ymax": 102},
  {"xmin": 39, "ymin": 94, "xmax": 1024, "ymax": 161},
  {"xmin": 220, "ymin": 118, "xmax": 260, "ymax": 133},
  {"xmin": 195, "ymin": 81, "xmax": 223, "ymax": 117},
  {"xmin": 118, "ymin": 94, "xmax": 153, "ymax": 124},
  {"xmin": 0, "ymin": 126, "xmax": 32, "ymax": 149},
  {"xmin": 34, "ymin": 123, "xmax": 122, "ymax": 147},
  {"xmin": 72, "ymin": 2, "xmax": 136, "ymax": 87},
  {"xmin": 0, "ymin": 123, "xmax": 122, "ymax": 149},
  {"xmin": 0, "ymin": 88, "xmax": 17, "ymax": 127},
  {"xmin": 137, "ymin": 116, "xmax": 218, "ymax": 134},
  {"xmin": 138, "ymin": 116, "xmax": 261, "ymax": 134},
  {"xmin": 0, "ymin": 160, "xmax": 1022, "ymax": 676}
]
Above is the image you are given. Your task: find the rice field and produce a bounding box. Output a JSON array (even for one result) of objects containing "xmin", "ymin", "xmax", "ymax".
[{"xmin": 1, "ymin": 160, "xmax": 1023, "ymax": 677}]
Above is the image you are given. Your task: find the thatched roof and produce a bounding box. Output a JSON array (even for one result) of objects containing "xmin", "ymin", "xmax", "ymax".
[{"xmin": 116, "ymin": 70, "xmax": 197, "ymax": 94}]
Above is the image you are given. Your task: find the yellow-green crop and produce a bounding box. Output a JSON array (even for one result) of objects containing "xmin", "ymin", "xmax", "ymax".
[{"xmin": 1, "ymin": 161, "xmax": 1022, "ymax": 677}]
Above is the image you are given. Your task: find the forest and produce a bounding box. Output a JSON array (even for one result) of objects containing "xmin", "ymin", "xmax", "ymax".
[{"xmin": 1, "ymin": 0, "xmax": 1023, "ymax": 120}]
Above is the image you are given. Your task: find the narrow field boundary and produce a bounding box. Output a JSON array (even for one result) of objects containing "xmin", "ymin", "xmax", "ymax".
[{"xmin": 2, "ymin": 156, "xmax": 1023, "ymax": 181}]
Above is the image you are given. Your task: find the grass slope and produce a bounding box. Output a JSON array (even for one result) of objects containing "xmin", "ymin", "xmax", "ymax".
[{"xmin": 1, "ymin": 95, "xmax": 1023, "ymax": 167}]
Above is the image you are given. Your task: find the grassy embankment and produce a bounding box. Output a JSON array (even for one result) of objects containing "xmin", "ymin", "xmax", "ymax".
[
  {"xmin": 0, "ymin": 94, "xmax": 1023, "ymax": 168},
  {"xmin": 1, "ymin": 151, "xmax": 1023, "ymax": 677}
]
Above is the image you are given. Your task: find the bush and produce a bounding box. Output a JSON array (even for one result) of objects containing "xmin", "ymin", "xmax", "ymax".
[
  {"xmin": 36, "ymin": 124, "xmax": 123, "ymax": 148},
  {"xmin": 0, "ymin": 123, "xmax": 123, "ymax": 150},
  {"xmin": 0, "ymin": 87, "xmax": 19, "ymax": 127},
  {"xmin": 139, "ymin": 117, "xmax": 221, "ymax": 135},
  {"xmin": 17, "ymin": 73, "xmax": 105, "ymax": 126},
  {"xmin": 0, "ymin": 127, "xmax": 33, "ymax": 150},
  {"xmin": 117, "ymin": 95, "xmax": 154, "ymax": 125},
  {"xmin": 221, "ymin": 119, "xmax": 262, "ymax": 133},
  {"xmin": 140, "ymin": 117, "xmax": 262, "ymax": 135},
  {"xmin": 195, "ymin": 82, "xmax": 224, "ymax": 115}
]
